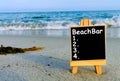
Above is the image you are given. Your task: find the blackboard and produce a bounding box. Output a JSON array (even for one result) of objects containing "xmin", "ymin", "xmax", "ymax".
[{"xmin": 70, "ymin": 25, "xmax": 106, "ymax": 61}]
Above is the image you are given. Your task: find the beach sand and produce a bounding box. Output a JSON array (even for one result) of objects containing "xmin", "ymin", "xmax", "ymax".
[{"xmin": 0, "ymin": 36, "xmax": 120, "ymax": 81}]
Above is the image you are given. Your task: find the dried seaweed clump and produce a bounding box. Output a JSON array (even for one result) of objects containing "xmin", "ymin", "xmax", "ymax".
[{"xmin": 0, "ymin": 45, "xmax": 44, "ymax": 55}]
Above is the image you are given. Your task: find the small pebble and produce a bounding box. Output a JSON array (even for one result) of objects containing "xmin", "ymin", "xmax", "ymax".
[
  {"xmin": 47, "ymin": 64, "xmax": 50, "ymax": 66},
  {"xmin": 48, "ymin": 73, "xmax": 51, "ymax": 76},
  {"xmin": 7, "ymin": 65, "xmax": 10, "ymax": 67},
  {"xmin": 16, "ymin": 63, "xmax": 19, "ymax": 66}
]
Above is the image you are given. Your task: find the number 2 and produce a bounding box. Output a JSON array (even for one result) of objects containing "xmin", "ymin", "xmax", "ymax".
[{"xmin": 73, "ymin": 36, "xmax": 75, "ymax": 40}]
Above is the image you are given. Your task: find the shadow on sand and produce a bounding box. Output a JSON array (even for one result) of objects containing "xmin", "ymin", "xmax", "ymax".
[
  {"xmin": 15, "ymin": 53, "xmax": 70, "ymax": 70},
  {"xmin": 0, "ymin": 70, "xmax": 26, "ymax": 81}
]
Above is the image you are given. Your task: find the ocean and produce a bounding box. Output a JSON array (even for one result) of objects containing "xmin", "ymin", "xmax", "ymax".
[{"xmin": 0, "ymin": 10, "xmax": 120, "ymax": 38}]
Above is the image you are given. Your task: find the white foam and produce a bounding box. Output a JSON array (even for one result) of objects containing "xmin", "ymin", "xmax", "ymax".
[
  {"xmin": 92, "ymin": 15, "xmax": 120, "ymax": 27},
  {"xmin": 0, "ymin": 21, "xmax": 78, "ymax": 30}
]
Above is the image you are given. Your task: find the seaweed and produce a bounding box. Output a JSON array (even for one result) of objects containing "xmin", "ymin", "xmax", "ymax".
[{"xmin": 0, "ymin": 45, "xmax": 44, "ymax": 55}]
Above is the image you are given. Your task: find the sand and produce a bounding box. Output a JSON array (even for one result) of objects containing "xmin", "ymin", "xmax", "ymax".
[{"xmin": 0, "ymin": 36, "xmax": 120, "ymax": 81}]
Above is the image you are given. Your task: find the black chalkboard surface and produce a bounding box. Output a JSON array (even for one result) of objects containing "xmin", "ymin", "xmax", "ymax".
[{"xmin": 71, "ymin": 25, "xmax": 106, "ymax": 61}]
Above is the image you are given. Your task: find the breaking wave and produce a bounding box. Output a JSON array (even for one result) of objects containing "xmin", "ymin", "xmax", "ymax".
[
  {"xmin": 1, "ymin": 10, "xmax": 120, "ymax": 30},
  {"xmin": 91, "ymin": 15, "xmax": 120, "ymax": 27},
  {"xmin": 0, "ymin": 21, "xmax": 78, "ymax": 30}
]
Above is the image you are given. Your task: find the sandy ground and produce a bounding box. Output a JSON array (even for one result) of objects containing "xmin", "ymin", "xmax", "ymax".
[{"xmin": 0, "ymin": 36, "xmax": 120, "ymax": 81}]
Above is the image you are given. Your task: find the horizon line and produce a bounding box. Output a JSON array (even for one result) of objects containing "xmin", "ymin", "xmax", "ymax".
[{"xmin": 0, "ymin": 9, "xmax": 120, "ymax": 13}]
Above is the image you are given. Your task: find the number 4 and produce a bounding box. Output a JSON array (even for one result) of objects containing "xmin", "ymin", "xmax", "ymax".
[{"xmin": 73, "ymin": 54, "xmax": 77, "ymax": 59}]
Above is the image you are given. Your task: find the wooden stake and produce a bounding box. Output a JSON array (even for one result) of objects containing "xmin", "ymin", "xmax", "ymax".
[
  {"xmin": 95, "ymin": 65, "xmax": 102, "ymax": 75},
  {"xmin": 80, "ymin": 19, "xmax": 92, "ymax": 26},
  {"xmin": 72, "ymin": 66, "xmax": 78, "ymax": 74}
]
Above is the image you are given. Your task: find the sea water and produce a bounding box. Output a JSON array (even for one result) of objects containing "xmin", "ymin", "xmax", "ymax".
[{"xmin": 0, "ymin": 10, "xmax": 120, "ymax": 38}]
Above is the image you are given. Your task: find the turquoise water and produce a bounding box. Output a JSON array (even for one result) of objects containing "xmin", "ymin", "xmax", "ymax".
[
  {"xmin": 0, "ymin": 10, "xmax": 120, "ymax": 38},
  {"xmin": 1, "ymin": 10, "xmax": 120, "ymax": 29}
]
